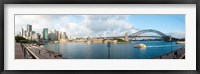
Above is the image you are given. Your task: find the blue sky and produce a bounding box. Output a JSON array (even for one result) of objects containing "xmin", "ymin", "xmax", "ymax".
[
  {"xmin": 15, "ymin": 15, "xmax": 185, "ymax": 38},
  {"xmin": 127, "ymin": 15, "xmax": 185, "ymax": 34}
]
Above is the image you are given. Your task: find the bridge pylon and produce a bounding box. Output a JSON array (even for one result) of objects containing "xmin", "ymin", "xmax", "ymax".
[{"xmin": 125, "ymin": 32, "xmax": 129, "ymax": 42}]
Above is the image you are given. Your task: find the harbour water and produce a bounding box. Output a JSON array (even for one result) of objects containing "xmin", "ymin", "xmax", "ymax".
[{"xmin": 41, "ymin": 41, "xmax": 184, "ymax": 59}]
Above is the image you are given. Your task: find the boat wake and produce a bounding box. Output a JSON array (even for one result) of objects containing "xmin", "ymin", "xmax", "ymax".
[{"xmin": 147, "ymin": 45, "xmax": 175, "ymax": 48}]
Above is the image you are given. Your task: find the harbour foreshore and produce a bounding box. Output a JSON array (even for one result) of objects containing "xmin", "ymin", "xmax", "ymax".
[
  {"xmin": 15, "ymin": 43, "xmax": 62, "ymax": 59},
  {"xmin": 154, "ymin": 47, "xmax": 185, "ymax": 59}
]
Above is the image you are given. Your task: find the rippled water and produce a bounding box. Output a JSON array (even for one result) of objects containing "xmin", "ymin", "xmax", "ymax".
[{"xmin": 41, "ymin": 41, "xmax": 184, "ymax": 59}]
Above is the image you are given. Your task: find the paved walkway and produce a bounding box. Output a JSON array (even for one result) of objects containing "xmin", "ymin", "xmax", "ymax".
[
  {"xmin": 15, "ymin": 43, "xmax": 25, "ymax": 59},
  {"xmin": 154, "ymin": 47, "xmax": 185, "ymax": 59},
  {"xmin": 23, "ymin": 44, "xmax": 62, "ymax": 59},
  {"xmin": 15, "ymin": 43, "xmax": 62, "ymax": 59},
  {"xmin": 26, "ymin": 45, "xmax": 62, "ymax": 59}
]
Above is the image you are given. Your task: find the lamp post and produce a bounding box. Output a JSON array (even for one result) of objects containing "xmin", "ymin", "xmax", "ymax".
[
  {"xmin": 107, "ymin": 42, "xmax": 111, "ymax": 59},
  {"xmin": 169, "ymin": 35, "xmax": 173, "ymax": 58},
  {"xmin": 57, "ymin": 42, "xmax": 60, "ymax": 53}
]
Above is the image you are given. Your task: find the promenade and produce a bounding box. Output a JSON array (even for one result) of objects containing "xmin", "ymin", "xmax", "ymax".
[
  {"xmin": 15, "ymin": 43, "xmax": 62, "ymax": 59},
  {"xmin": 15, "ymin": 43, "xmax": 25, "ymax": 59},
  {"xmin": 154, "ymin": 47, "xmax": 185, "ymax": 59}
]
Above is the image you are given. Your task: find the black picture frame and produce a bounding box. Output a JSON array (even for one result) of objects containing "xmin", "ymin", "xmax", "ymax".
[{"xmin": 0, "ymin": 0, "xmax": 199, "ymax": 74}]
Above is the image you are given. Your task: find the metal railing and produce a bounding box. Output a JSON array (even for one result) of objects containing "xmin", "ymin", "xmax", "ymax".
[{"xmin": 20, "ymin": 43, "xmax": 39, "ymax": 59}]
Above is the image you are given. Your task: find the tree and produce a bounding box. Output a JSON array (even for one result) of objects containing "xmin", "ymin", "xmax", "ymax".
[{"xmin": 15, "ymin": 36, "xmax": 28, "ymax": 43}]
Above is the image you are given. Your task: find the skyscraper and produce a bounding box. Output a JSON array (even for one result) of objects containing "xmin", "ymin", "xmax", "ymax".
[
  {"xmin": 21, "ymin": 28, "xmax": 25, "ymax": 37},
  {"xmin": 56, "ymin": 31, "xmax": 60, "ymax": 40},
  {"xmin": 49, "ymin": 32, "xmax": 56, "ymax": 40},
  {"xmin": 27, "ymin": 24, "xmax": 32, "ymax": 32},
  {"xmin": 63, "ymin": 32, "xmax": 67, "ymax": 39},
  {"xmin": 36, "ymin": 33, "xmax": 41, "ymax": 42},
  {"xmin": 43, "ymin": 28, "xmax": 48, "ymax": 41},
  {"xmin": 31, "ymin": 31, "xmax": 37, "ymax": 41},
  {"xmin": 60, "ymin": 32, "xmax": 62, "ymax": 39},
  {"xmin": 27, "ymin": 24, "xmax": 32, "ymax": 37}
]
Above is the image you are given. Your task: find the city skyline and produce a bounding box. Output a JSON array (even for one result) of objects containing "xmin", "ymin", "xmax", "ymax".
[{"xmin": 15, "ymin": 15, "xmax": 185, "ymax": 38}]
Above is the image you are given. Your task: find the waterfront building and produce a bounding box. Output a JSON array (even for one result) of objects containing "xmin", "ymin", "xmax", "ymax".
[
  {"xmin": 60, "ymin": 32, "xmax": 66, "ymax": 39},
  {"xmin": 43, "ymin": 28, "xmax": 48, "ymax": 41},
  {"xmin": 49, "ymin": 32, "xmax": 56, "ymax": 40},
  {"xmin": 31, "ymin": 31, "xmax": 37, "ymax": 41}
]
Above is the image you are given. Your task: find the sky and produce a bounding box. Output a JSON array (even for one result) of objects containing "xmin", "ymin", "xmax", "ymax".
[{"xmin": 15, "ymin": 14, "xmax": 185, "ymax": 39}]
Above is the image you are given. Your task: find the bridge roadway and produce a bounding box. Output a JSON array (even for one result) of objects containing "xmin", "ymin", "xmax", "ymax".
[
  {"xmin": 97, "ymin": 36, "xmax": 162, "ymax": 39},
  {"xmin": 15, "ymin": 43, "xmax": 62, "ymax": 59}
]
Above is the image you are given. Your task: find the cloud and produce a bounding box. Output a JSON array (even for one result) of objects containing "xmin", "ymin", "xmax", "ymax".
[
  {"xmin": 82, "ymin": 15, "xmax": 137, "ymax": 37},
  {"xmin": 15, "ymin": 15, "xmax": 137, "ymax": 38}
]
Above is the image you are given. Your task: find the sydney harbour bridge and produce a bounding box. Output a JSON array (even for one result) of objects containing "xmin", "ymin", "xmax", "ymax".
[{"xmin": 97, "ymin": 29, "xmax": 175, "ymax": 42}]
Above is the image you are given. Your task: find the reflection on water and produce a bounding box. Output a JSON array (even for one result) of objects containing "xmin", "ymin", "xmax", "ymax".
[{"xmin": 41, "ymin": 41, "xmax": 184, "ymax": 59}]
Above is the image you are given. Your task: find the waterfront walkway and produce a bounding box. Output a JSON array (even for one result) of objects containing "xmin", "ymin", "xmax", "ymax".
[
  {"xmin": 154, "ymin": 47, "xmax": 185, "ymax": 59},
  {"xmin": 15, "ymin": 43, "xmax": 62, "ymax": 59},
  {"xmin": 15, "ymin": 43, "xmax": 25, "ymax": 59}
]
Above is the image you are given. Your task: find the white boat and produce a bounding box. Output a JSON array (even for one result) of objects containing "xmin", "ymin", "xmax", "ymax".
[
  {"xmin": 176, "ymin": 41, "xmax": 185, "ymax": 44},
  {"xmin": 134, "ymin": 44, "xmax": 147, "ymax": 49}
]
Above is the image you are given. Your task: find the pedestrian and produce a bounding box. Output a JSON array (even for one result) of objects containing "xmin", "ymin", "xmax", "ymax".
[{"xmin": 174, "ymin": 51, "xmax": 177, "ymax": 59}]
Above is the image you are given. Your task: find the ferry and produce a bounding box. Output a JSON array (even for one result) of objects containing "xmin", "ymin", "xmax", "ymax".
[
  {"xmin": 134, "ymin": 44, "xmax": 147, "ymax": 49},
  {"xmin": 176, "ymin": 41, "xmax": 185, "ymax": 44}
]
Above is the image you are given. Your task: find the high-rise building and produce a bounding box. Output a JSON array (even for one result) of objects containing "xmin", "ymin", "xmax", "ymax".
[
  {"xmin": 27, "ymin": 24, "xmax": 32, "ymax": 32},
  {"xmin": 63, "ymin": 32, "xmax": 67, "ymax": 39},
  {"xmin": 27, "ymin": 24, "xmax": 32, "ymax": 37},
  {"xmin": 60, "ymin": 32, "xmax": 63, "ymax": 39},
  {"xmin": 31, "ymin": 31, "xmax": 37, "ymax": 41},
  {"xmin": 36, "ymin": 33, "xmax": 40, "ymax": 42},
  {"xmin": 49, "ymin": 33, "xmax": 56, "ymax": 40},
  {"xmin": 43, "ymin": 28, "xmax": 48, "ymax": 41},
  {"xmin": 58, "ymin": 31, "xmax": 61, "ymax": 40},
  {"xmin": 21, "ymin": 28, "xmax": 25, "ymax": 37},
  {"xmin": 25, "ymin": 30, "xmax": 28, "ymax": 39},
  {"xmin": 56, "ymin": 31, "xmax": 60, "ymax": 40}
]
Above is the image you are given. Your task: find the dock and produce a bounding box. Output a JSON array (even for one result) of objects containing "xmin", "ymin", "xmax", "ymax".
[{"xmin": 15, "ymin": 43, "xmax": 63, "ymax": 59}]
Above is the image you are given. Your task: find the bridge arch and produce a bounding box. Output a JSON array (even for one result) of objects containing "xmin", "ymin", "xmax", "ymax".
[{"xmin": 129, "ymin": 29, "xmax": 168, "ymax": 37}]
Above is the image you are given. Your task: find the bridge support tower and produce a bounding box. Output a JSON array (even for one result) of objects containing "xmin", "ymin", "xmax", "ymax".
[{"xmin": 125, "ymin": 32, "xmax": 129, "ymax": 42}]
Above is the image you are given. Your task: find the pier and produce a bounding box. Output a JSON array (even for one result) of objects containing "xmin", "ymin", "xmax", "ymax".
[{"xmin": 15, "ymin": 43, "xmax": 62, "ymax": 59}]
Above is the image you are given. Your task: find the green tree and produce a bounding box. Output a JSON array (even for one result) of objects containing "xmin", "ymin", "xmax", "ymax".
[{"xmin": 15, "ymin": 36, "xmax": 28, "ymax": 43}]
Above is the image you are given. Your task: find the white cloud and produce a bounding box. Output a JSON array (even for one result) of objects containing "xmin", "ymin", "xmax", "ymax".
[
  {"xmin": 15, "ymin": 15, "xmax": 185, "ymax": 39},
  {"xmin": 82, "ymin": 15, "xmax": 137, "ymax": 37},
  {"xmin": 15, "ymin": 15, "xmax": 137, "ymax": 38}
]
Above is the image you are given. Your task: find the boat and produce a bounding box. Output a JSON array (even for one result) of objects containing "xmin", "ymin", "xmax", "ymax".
[
  {"xmin": 176, "ymin": 41, "xmax": 185, "ymax": 44},
  {"xmin": 134, "ymin": 44, "xmax": 147, "ymax": 49}
]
